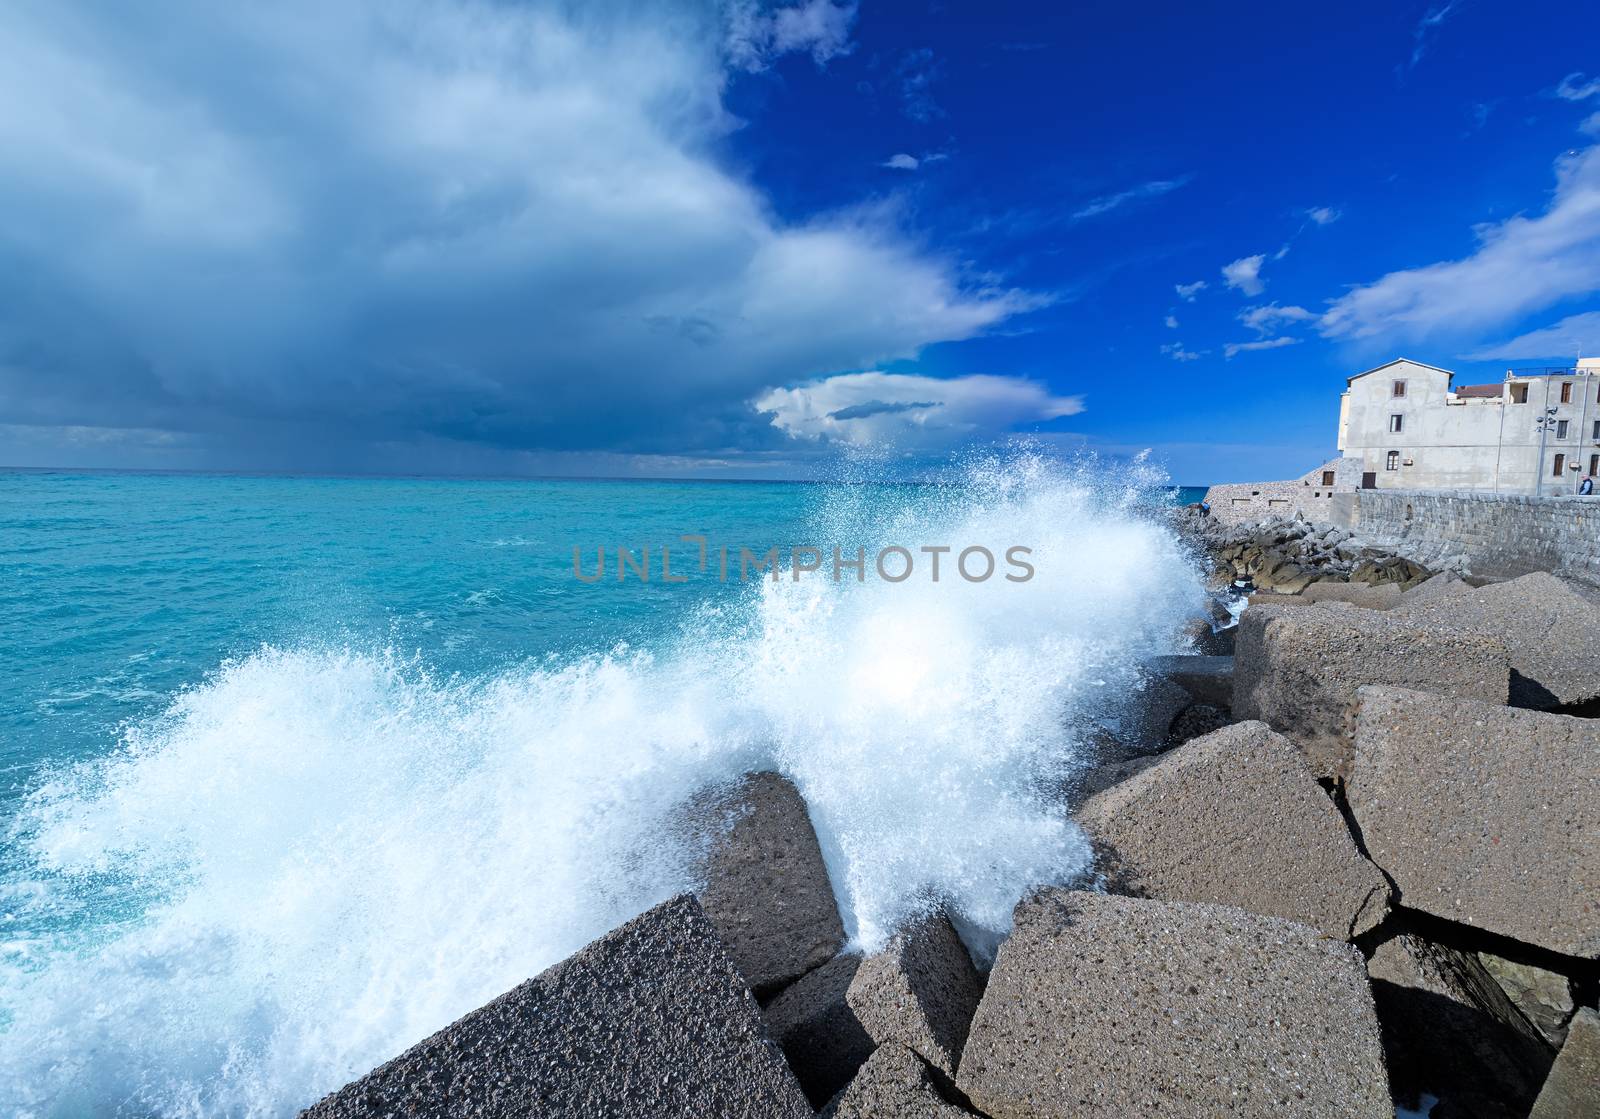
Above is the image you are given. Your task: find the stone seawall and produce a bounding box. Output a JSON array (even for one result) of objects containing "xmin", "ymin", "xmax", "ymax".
[{"xmin": 1329, "ymin": 489, "xmax": 1600, "ymax": 582}]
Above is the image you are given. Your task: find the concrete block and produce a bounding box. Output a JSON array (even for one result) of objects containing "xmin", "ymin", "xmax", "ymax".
[
  {"xmin": 1233, "ymin": 603, "xmax": 1510, "ymax": 780},
  {"xmin": 819, "ymin": 1044, "xmax": 973, "ymax": 1119},
  {"xmin": 956, "ymin": 890, "xmax": 1391, "ymax": 1119},
  {"xmin": 1145, "ymin": 654, "xmax": 1233, "ymax": 709},
  {"xmin": 1077, "ymin": 722, "xmax": 1390, "ymax": 940},
  {"xmin": 301, "ymin": 895, "xmax": 810, "ymax": 1119},
  {"xmin": 1530, "ymin": 1008, "xmax": 1600, "ymax": 1119},
  {"xmin": 1349, "ymin": 687, "xmax": 1600, "ymax": 958},
  {"xmin": 693, "ymin": 772, "xmax": 847, "ymax": 997}
]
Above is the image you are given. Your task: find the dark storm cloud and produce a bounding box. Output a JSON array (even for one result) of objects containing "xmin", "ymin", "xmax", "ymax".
[{"xmin": 0, "ymin": 0, "xmax": 1028, "ymax": 469}]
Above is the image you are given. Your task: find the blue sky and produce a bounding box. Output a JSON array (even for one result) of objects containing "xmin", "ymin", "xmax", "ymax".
[{"xmin": 2, "ymin": 1, "xmax": 1599, "ymax": 483}]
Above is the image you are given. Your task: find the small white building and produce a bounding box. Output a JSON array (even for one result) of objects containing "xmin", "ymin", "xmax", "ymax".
[{"xmin": 1338, "ymin": 357, "xmax": 1600, "ymax": 495}]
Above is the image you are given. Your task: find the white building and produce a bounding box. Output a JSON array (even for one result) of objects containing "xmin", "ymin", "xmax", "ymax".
[{"xmin": 1338, "ymin": 357, "xmax": 1600, "ymax": 495}]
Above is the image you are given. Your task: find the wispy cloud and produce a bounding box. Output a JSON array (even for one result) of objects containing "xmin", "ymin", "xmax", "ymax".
[
  {"xmin": 1403, "ymin": 2, "xmax": 1460, "ymax": 72},
  {"xmin": 1070, "ymin": 175, "xmax": 1193, "ymax": 221},
  {"xmin": 1556, "ymin": 72, "xmax": 1600, "ymax": 101},
  {"xmin": 1161, "ymin": 341, "xmax": 1204, "ymax": 362},
  {"xmin": 1164, "ymin": 314, "xmax": 1179, "ymax": 329},
  {"xmin": 1221, "ymin": 254, "xmax": 1267, "ymax": 297},
  {"xmin": 1238, "ymin": 303, "xmax": 1316, "ymax": 336},
  {"xmin": 894, "ymin": 48, "xmax": 943, "ymax": 122},
  {"xmin": 1321, "ymin": 142, "xmax": 1600, "ymax": 343},
  {"xmin": 1175, "ymin": 280, "xmax": 1208, "ymax": 302},
  {"xmin": 1223, "ymin": 336, "xmax": 1300, "ymax": 359},
  {"xmin": 882, "ymin": 153, "xmax": 920, "ymax": 170},
  {"xmin": 727, "ymin": 1, "xmax": 859, "ymax": 71},
  {"xmin": 1305, "ymin": 206, "xmax": 1341, "ymax": 226},
  {"xmin": 1463, "ymin": 311, "xmax": 1600, "ymax": 360}
]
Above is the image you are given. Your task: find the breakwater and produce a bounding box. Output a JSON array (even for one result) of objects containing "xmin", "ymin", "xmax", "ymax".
[{"xmin": 1329, "ymin": 489, "xmax": 1600, "ymax": 582}]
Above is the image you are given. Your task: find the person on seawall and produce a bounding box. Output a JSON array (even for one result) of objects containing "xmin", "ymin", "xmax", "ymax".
[{"xmin": 1581, "ymin": 475, "xmax": 1594, "ymax": 496}]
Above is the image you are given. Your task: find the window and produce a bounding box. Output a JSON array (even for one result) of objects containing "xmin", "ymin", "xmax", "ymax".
[
  {"xmin": 1392, "ymin": 380, "xmax": 1407, "ymax": 398},
  {"xmin": 1558, "ymin": 420, "xmax": 1570, "ymax": 439},
  {"xmin": 1511, "ymin": 383, "xmax": 1529, "ymax": 403},
  {"xmin": 1554, "ymin": 454, "xmax": 1566, "ymax": 478},
  {"xmin": 1386, "ymin": 450, "xmax": 1400, "ymax": 471},
  {"xmin": 1389, "ymin": 414, "xmax": 1404, "ymax": 433},
  {"xmin": 1590, "ymin": 454, "xmax": 1598, "ymax": 476},
  {"xmin": 1592, "ymin": 420, "xmax": 1599, "ymax": 440},
  {"xmin": 1561, "ymin": 382, "xmax": 1573, "ymax": 403},
  {"xmin": 1321, "ymin": 470, "xmax": 1335, "ymax": 486}
]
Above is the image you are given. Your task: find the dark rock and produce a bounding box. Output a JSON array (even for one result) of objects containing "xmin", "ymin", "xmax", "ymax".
[
  {"xmin": 1167, "ymin": 701, "xmax": 1231, "ymax": 745},
  {"xmin": 956, "ymin": 890, "xmax": 1391, "ymax": 1119},
  {"xmin": 1073, "ymin": 752, "xmax": 1162, "ymax": 801},
  {"xmin": 1395, "ymin": 571, "xmax": 1600, "ymax": 710},
  {"xmin": 1077, "ymin": 722, "xmax": 1389, "ymax": 939},
  {"xmin": 761, "ymin": 954, "xmax": 873, "ymax": 1107},
  {"xmin": 1233, "ymin": 603, "xmax": 1511, "ymax": 780},
  {"xmin": 694, "ymin": 772, "xmax": 846, "ymax": 997},
  {"xmin": 1349, "ymin": 687, "xmax": 1600, "ymax": 958},
  {"xmin": 1530, "ymin": 1007, "xmax": 1600, "ymax": 1119},
  {"xmin": 1479, "ymin": 952, "xmax": 1577, "ymax": 1047},
  {"xmin": 300, "ymin": 894, "xmax": 811, "ymax": 1119},
  {"xmin": 1367, "ymin": 923, "xmax": 1554, "ymax": 1117},
  {"xmin": 819, "ymin": 1044, "xmax": 974, "ymax": 1119},
  {"xmin": 1146, "ymin": 653, "xmax": 1233, "ymax": 709}
]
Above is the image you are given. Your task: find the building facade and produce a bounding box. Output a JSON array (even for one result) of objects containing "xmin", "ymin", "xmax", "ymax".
[
  {"xmin": 1202, "ymin": 456, "xmax": 1364, "ymax": 525},
  {"xmin": 1338, "ymin": 357, "xmax": 1600, "ymax": 495}
]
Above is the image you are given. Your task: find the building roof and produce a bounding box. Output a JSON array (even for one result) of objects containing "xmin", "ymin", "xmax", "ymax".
[
  {"xmin": 1346, "ymin": 357, "xmax": 1455, "ymax": 386},
  {"xmin": 1453, "ymin": 384, "xmax": 1503, "ymax": 398}
]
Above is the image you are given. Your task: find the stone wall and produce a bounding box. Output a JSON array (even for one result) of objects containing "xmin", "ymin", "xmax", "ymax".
[
  {"xmin": 1203, "ymin": 457, "xmax": 1362, "ymax": 526},
  {"xmin": 1328, "ymin": 489, "xmax": 1600, "ymax": 581}
]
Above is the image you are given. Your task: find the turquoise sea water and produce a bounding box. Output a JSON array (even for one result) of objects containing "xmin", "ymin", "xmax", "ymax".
[{"xmin": 0, "ymin": 464, "xmax": 1207, "ymax": 1116}]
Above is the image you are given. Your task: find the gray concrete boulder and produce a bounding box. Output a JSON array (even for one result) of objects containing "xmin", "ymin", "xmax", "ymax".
[
  {"xmin": 819, "ymin": 1044, "xmax": 973, "ymax": 1119},
  {"xmin": 1480, "ymin": 952, "xmax": 1578, "ymax": 1048},
  {"xmin": 1072, "ymin": 753, "xmax": 1161, "ymax": 801},
  {"xmin": 1349, "ymin": 687, "xmax": 1600, "ymax": 958},
  {"xmin": 1301, "ymin": 580, "xmax": 1402, "ymax": 609},
  {"xmin": 1395, "ymin": 571, "xmax": 1600, "ymax": 709},
  {"xmin": 1366, "ymin": 923, "xmax": 1554, "ymax": 1117},
  {"xmin": 693, "ymin": 771, "xmax": 846, "ymax": 997},
  {"xmin": 1077, "ymin": 722, "xmax": 1390, "ymax": 939},
  {"xmin": 301, "ymin": 894, "xmax": 810, "ymax": 1119},
  {"xmin": 956, "ymin": 890, "xmax": 1391, "ymax": 1119},
  {"xmin": 1530, "ymin": 1007, "xmax": 1600, "ymax": 1119},
  {"xmin": 1234, "ymin": 602, "xmax": 1511, "ymax": 779},
  {"xmin": 1145, "ymin": 654, "xmax": 1233, "ymax": 708},
  {"xmin": 763, "ymin": 914, "xmax": 983, "ymax": 1105},
  {"xmin": 1395, "ymin": 570, "xmax": 1468, "ymax": 609}
]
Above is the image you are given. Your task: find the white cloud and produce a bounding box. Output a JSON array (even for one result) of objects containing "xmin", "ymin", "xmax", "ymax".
[
  {"xmin": 0, "ymin": 0, "xmax": 1029, "ymax": 463},
  {"xmin": 1321, "ymin": 144, "xmax": 1600, "ymax": 343},
  {"xmin": 1175, "ymin": 280, "xmax": 1207, "ymax": 302},
  {"xmin": 1463, "ymin": 310, "xmax": 1600, "ymax": 360},
  {"xmin": 1557, "ymin": 72, "xmax": 1600, "ymax": 101},
  {"xmin": 754, "ymin": 371, "xmax": 1083, "ymax": 447},
  {"xmin": 1306, "ymin": 206, "xmax": 1341, "ymax": 225},
  {"xmin": 1583, "ymin": 112, "xmax": 1600, "ymax": 137},
  {"xmin": 1238, "ymin": 303, "xmax": 1316, "ymax": 336},
  {"xmin": 1160, "ymin": 341, "xmax": 1203, "ymax": 362},
  {"xmin": 727, "ymin": 1, "xmax": 857, "ymax": 70},
  {"xmin": 1164, "ymin": 314, "xmax": 1179, "ymax": 329},
  {"xmin": 1405, "ymin": 2, "xmax": 1459, "ymax": 71},
  {"xmin": 1221, "ymin": 254, "xmax": 1267, "ymax": 297},
  {"xmin": 1223, "ymin": 336, "xmax": 1300, "ymax": 359},
  {"xmin": 882, "ymin": 153, "xmax": 919, "ymax": 170},
  {"xmin": 1070, "ymin": 176, "xmax": 1192, "ymax": 221}
]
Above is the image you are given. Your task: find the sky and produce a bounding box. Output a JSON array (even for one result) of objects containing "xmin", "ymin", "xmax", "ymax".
[{"xmin": 2, "ymin": 0, "xmax": 1599, "ymax": 484}]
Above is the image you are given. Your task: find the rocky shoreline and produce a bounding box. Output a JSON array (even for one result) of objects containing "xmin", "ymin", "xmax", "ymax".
[{"xmin": 299, "ymin": 510, "xmax": 1598, "ymax": 1119}]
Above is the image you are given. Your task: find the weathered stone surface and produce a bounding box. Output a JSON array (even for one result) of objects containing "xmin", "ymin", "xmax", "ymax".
[
  {"xmin": 1073, "ymin": 753, "xmax": 1161, "ymax": 801},
  {"xmin": 694, "ymin": 771, "xmax": 846, "ymax": 997},
  {"xmin": 763, "ymin": 915, "xmax": 984, "ymax": 1105},
  {"xmin": 1349, "ymin": 687, "xmax": 1600, "ymax": 958},
  {"xmin": 1396, "ymin": 571, "xmax": 1600, "ymax": 709},
  {"xmin": 1077, "ymin": 722, "xmax": 1389, "ymax": 939},
  {"xmin": 1480, "ymin": 952, "xmax": 1577, "ymax": 1047},
  {"xmin": 1146, "ymin": 654, "xmax": 1233, "ymax": 709},
  {"xmin": 956, "ymin": 890, "xmax": 1391, "ymax": 1119},
  {"xmin": 301, "ymin": 894, "xmax": 810, "ymax": 1119},
  {"xmin": 1167, "ymin": 701, "xmax": 1231, "ymax": 746},
  {"xmin": 1367, "ymin": 923, "xmax": 1554, "ymax": 1117},
  {"xmin": 847, "ymin": 914, "xmax": 984, "ymax": 1077},
  {"xmin": 1127, "ymin": 674, "xmax": 1192, "ymax": 752},
  {"xmin": 819, "ymin": 1044, "xmax": 973, "ymax": 1119},
  {"xmin": 762, "ymin": 953, "xmax": 873, "ymax": 1106},
  {"xmin": 1234, "ymin": 602, "xmax": 1511, "ymax": 779},
  {"xmin": 1396, "ymin": 571, "xmax": 1468, "ymax": 610},
  {"xmin": 1301, "ymin": 580, "xmax": 1403, "ymax": 609},
  {"xmin": 1531, "ymin": 1007, "xmax": 1600, "ymax": 1119}
]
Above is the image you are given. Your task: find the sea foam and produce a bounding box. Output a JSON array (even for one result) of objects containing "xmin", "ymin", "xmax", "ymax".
[{"xmin": 0, "ymin": 453, "xmax": 1203, "ymax": 1117}]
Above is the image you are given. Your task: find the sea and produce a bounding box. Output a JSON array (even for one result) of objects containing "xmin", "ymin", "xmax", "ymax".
[{"xmin": 0, "ymin": 458, "xmax": 1208, "ymax": 1116}]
